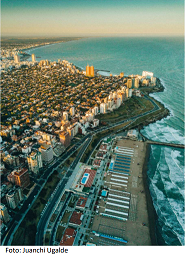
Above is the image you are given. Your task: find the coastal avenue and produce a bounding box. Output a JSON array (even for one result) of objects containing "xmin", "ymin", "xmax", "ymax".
[
  {"xmin": 3, "ymin": 93, "xmax": 162, "ymax": 246},
  {"xmin": 35, "ymin": 136, "xmax": 92, "ymax": 245}
]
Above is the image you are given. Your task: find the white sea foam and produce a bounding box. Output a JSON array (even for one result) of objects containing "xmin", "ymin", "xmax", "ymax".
[
  {"xmin": 149, "ymin": 147, "xmax": 185, "ymax": 245},
  {"xmin": 141, "ymin": 122, "xmax": 185, "ymax": 144}
]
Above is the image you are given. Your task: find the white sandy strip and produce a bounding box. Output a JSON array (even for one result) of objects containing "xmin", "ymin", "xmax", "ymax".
[
  {"xmin": 100, "ymin": 213, "xmax": 127, "ymax": 221},
  {"xmin": 109, "ymin": 193, "xmax": 130, "ymax": 200},
  {"xmin": 105, "ymin": 208, "xmax": 128, "ymax": 216},
  {"xmin": 109, "ymin": 170, "xmax": 129, "ymax": 175},
  {"xmin": 105, "ymin": 181, "xmax": 127, "ymax": 187},
  {"xmin": 116, "ymin": 146, "xmax": 134, "ymax": 152},
  {"xmin": 112, "ymin": 174, "xmax": 129, "ymax": 179},
  {"xmin": 109, "ymin": 189, "xmax": 130, "ymax": 195},
  {"xmin": 111, "ymin": 178, "xmax": 128, "ymax": 184},
  {"xmin": 108, "ymin": 197, "xmax": 130, "ymax": 204}
]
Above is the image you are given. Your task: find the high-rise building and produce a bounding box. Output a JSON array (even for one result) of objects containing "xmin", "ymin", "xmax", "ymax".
[
  {"xmin": 92, "ymin": 106, "xmax": 99, "ymax": 115},
  {"xmin": 39, "ymin": 145, "xmax": 54, "ymax": 163},
  {"xmin": 86, "ymin": 65, "xmax": 90, "ymax": 76},
  {"xmin": 14, "ymin": 54, "xmax": 20, "ymax": 63},
  {"xmin": 90, "ymin": 66, "xmax": 94, "ymax": 76},
  {"xmin": 70, "ymin": 106, "xmax": 75, "ymax": 116},
  {"xmin": 127, "ymin": 79, "xmax": 132, "ymax": 89},
  {"xmin": 4, "ymin": 155, "xmax": 20, "ymax": 167},
  {"xmin": 14, "ymin": 168, "xmax": 30, "ymax": 188},
  {"xmin": 134, "ymin": 78, "xmax": 140, "ymax": 88},
  {"xmin": 27, "ymin": 150, "xmax": 43, "ymax": 175},
  {"xmin": 63, "ymin": 111, "xmax": 68, "ymax": 121},
  {"xmin": 120, "ymin": 72, "xmax": 124, "ymax": 78},
  {"xmin": 59, "ymin": 132, "xmax": 71, "ymax": 148},
  {"xmin": 100, "ymin": 103, "xmax": 108, "ymax": 114},
  {"xmin": 86, "ymin": 65, "xmax": 94, "ymax": 76},
  {"xmin": 32, "ymin": 54, "xmax": 36, "ymax": 62},
  {"xmin": 6, "ymin": 189, "xmax": 19, "ymax": 209},
  {"xmin": 142, "ymin": 71, "xmax": 153, "ymax": 78},
  {"xmin": 151, "ymin": 76, "xmax": 156, "ymax": 86},
  {"xmin": 6, "ymin": 187, "xmax": 23, "ymax": 209},
  {"xmin": 126, "ymin": 88, "xmax": 129, "ymax": 98},
  {"xmin": 0, "ymin": 203, "xmax": 10, "ymax": 223}
]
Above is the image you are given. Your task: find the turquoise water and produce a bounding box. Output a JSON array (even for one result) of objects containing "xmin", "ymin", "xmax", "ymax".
[{"xmin": 27, "ymin": 37, "xmax": 184, "ymax": 245}]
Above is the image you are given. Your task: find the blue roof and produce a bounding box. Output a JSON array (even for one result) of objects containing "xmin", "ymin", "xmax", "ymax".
[{"xmin": 101, "ymin": 190, "xmax": 107, "ymax": 197}]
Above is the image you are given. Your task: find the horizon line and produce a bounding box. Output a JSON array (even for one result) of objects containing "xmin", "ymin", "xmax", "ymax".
[{"xmin": 1, "ymin": 34, "xmax": 184, "ymax": 39}]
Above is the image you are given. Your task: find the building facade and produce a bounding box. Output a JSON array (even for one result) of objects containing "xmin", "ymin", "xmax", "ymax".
[
  {"xmin": 39, "ymin": 145, "xmax": 54, "ymax": 163},
  {"xmin": 0, "ymin": 203, "xmax": 10, "ymax": 223},
  {"xmin": 14, "ymin": 168, "xmax": 30, "ymax": 188},
  {"xmin": 27, "ymin": 150, "xmax": 43, "ymax": 175}
]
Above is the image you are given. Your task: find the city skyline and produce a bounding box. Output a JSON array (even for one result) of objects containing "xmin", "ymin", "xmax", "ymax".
[{"xmin": 1, "ymin": 0, "xmax": 184, "ymax": 37}]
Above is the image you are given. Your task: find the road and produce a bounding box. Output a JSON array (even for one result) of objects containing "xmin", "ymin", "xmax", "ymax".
[
  {"xmin": 35, "ymin": 136, "xmax": 92, "ymax": 245},
  {"xmin": 2, "ymin": 93, "xmax": 160, "ymax": 245}
]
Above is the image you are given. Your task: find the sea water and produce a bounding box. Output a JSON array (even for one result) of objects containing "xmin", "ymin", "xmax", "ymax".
[{"xmin": 27, "ymin": 37, "xmax": 184, "ymax": 245}]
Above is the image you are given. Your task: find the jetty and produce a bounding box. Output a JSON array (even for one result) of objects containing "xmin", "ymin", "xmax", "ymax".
[
  {"xmin": 139, "ymin": 132, "xmax": 185, "ymax": 149},
  {"xmin": 147, "ymin": 140, "xmax": 185, "ymax": 149}
]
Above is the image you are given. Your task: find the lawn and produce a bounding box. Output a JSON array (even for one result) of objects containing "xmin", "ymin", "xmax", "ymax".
[
  {"xmin": 68, "ymin": 195, "xmax": 78, "ymax": 208},
  {"xmin": 55, "ymin": 226, "xmax": 65, "ymax": 243},
  {"xmin": 61, "ymin": 210, "xmax": 71, "ymax": 224}
]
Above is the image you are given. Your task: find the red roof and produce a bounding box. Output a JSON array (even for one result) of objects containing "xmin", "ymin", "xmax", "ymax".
[
  {"xmin": 60, "ymin": 228, "xmax": 76, "ymax": 246},
  {"xmin": 69, "ymin": 211, "xmax": 83, "ymax": 225},
  {"xmin": 93, "ymin": 159, "xmax": 101, "ymax": 167},
  {"xmin": 76, "ymin": 197, "xmax": 88, "ymax": 209},
  {"xmin": 99, "ymin": 143, "xmax": 107, "ymax": 151},
  {"xmin": 80, "ymin": 168, "xmax": 96, "ymax": 187}
]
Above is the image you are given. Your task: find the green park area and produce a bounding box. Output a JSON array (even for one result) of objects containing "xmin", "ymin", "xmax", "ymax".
[
  {"xmin": 12, "ymin": 171, "xmax": 60, "ymax": 245},
  {"xmin": 97, "ymin": 97, "xmax": 154, "ymax": 123},
  {"xmin": 61, "ymin": 210, "xmax": 71, "ymax": 224}
]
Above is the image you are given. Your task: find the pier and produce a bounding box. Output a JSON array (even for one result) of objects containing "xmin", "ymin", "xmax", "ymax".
[
  {"xmin": 95, "ymin": 69, "xmax": 110, "ymax": 73},
  {"xmin": 139, "ymin": 132, "xmax": 185, "ymax": 149},
  {"xmin": 147, "ymin": 140, "xmax": 185, "ymax": 149}
]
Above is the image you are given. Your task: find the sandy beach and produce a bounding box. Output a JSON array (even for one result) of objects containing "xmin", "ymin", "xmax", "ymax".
[{"xmin": 89, "ymin": 138, "xmax": 158, "ymax": 246}]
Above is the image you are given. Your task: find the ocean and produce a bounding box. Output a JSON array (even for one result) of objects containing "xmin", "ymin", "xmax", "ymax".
[{"xmin": 27, "ymin": 37, "xmax": 184, "ymax": 245}]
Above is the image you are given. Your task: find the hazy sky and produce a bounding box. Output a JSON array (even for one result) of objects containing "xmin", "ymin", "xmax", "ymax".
[{"xmin": 1, "ymin": 0, "xmax": 184, "ymax": 37}]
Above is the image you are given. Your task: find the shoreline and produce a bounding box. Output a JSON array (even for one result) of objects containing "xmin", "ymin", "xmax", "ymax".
[
  {"xmin": 142, "ymin": 143, "xmax": 158, "ymax": 245},
  {"xmin": 22, "ymin": 38, "xmax": 84, "ymax": 54}
]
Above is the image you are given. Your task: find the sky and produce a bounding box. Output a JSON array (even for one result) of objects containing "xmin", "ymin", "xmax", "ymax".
[{"xmin": 1, "ymin": 0, "xmax": 184, "ymax": 37}]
